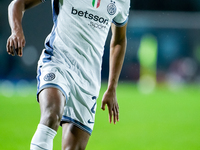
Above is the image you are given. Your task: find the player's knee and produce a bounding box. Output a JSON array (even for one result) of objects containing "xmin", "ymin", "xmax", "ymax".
[
  {"xmin": 40, "ymin": 111, "xmax": 61, "ymax": 130},
  {"xmin": 62, "ymin": 145, "xmax": 86, "ymax": 150},
  {"xmin": 48, "ymin": 112, "xmax": 62, "ymax": 124}
]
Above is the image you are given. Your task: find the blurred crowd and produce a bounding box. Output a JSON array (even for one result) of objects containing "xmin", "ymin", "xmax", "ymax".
[{"xmin": 1, "ymin": 0, "xmax": 200, "ymax": 87}]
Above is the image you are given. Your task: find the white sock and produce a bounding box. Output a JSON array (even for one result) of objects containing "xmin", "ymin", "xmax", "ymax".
[{"xmin": 30, "ymin": 124, "xmax": 57, "ymax": 150}]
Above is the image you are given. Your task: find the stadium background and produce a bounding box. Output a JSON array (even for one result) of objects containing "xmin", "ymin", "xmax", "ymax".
[
  {"xmin": 0, "ymin": 0, "xmax": 200, "ymax": 150},
  {"xmin": 0, "ymin": 0, "xmax": 200, "ymax": 83}
]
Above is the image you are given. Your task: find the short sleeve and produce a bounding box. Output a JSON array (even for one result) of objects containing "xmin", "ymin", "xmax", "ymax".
[{"xmin": 112, "ymin": 0, "xmax": 130, "ymax": 27}]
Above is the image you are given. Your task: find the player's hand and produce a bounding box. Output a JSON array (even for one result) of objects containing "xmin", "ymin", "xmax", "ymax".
[
  {"xmin": 101, "ymin": 88, "xmax": 119, "ymax": 124},
  {"xmin": 6, "ymin": 30, "xmax": 25, "ymax": 57}
]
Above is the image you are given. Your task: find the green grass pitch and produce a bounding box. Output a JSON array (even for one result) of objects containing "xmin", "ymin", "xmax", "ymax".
[{"xmin": 0, "ymin": 82, "xmax": 200, "ymax": 150}]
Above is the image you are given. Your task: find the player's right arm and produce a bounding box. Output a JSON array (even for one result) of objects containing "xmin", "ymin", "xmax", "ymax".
[{"xmin": 7, "ymin": 0, "xmax": 42, "ymax": 57}]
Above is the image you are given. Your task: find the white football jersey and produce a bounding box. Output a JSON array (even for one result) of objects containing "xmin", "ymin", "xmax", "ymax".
[{"xmin": 38, "ymin": 0, "xmax": 130, "ymax": 96}]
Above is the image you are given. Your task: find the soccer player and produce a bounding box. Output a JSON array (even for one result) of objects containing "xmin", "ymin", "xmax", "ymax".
[{"xmin": 6, "ymin": 0, "xmax": 130, "ymax": 149}]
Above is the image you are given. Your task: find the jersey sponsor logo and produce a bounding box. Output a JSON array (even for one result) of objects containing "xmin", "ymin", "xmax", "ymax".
[
  {"xmin": 88, "ymin": 21, "xmax": 107, "ymax": 30},
  {"xmin": 92, "ymin": 0, "xmax": 101, "ymax": 8},
  {"xmin": 44, "ymin": 73, "xmax": 55, "ymax": 81},
  {"xmin": 107, "ymin": 0, "xmax": 117, "ymax": 15},
  {"xmin": 71, "ymin": 7, "xmax": 109, "ymax": 25}
]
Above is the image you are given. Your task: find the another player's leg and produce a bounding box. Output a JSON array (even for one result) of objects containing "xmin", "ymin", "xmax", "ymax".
[
  {"xmin": 62, "ymin": 123, "xmax": 90, "ymax": 150},
  {"xmin": 30, "ymin": 87, "xmax": 65, "ymax": 150}
]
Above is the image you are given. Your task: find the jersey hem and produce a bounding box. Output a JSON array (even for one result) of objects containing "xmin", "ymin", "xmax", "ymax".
[
  {"xmin": 112, "ymin": 17, "xmax": 128, "ymax": 27},
  {"xmin": 61, "ymin": 116, "xmax": 92, "ymax": 135},
  {"xmin": 37, "ymin": 83, "xmax": 68, "ymax": 103}
]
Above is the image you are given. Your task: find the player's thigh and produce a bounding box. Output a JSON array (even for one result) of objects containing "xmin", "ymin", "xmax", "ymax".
[
  {"xmin": 39, "ymin": 88, "xmax": 65, "ymax": 111},
  {"xmin": 38, "ymin": 88, "xmax": 66, "ymax": 123},
  {"xmin": 62, "ymin": 122, "xmax": 90, "ymax": 150}
]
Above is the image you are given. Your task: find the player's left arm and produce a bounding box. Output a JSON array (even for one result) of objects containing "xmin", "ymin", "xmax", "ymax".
[{"xmin": 101, "ymin": 22, "xmax": 127, "ymax": 124}]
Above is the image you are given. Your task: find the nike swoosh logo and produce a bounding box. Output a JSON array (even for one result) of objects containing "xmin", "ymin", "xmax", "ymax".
[{"xmin": 88, "ymin": 119, "xmax": 94, "ymax": 124}]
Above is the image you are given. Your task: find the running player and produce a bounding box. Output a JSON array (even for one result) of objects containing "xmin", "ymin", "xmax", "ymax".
[{"xmin": 6, "ymin": 0, "xmax": 130, "ymax": 149}]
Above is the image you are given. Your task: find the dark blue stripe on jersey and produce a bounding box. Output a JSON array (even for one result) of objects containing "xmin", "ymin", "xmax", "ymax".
[
  {"xmin": 112, "ymin": 17, "xmax": 128, "ymax": 27},
  {"xmin": 36, "ymin": 66, "xmax": 42, "ymax": 96},
  {"xmin": 61, "ymin": 116, "xmax": 93, "ymax": 135},
  {"xmin": 43, "ymin": 49, "xmax": 53, "ymax": 63},
  {"xmin": 53, "ymin": 0, "xmax": 59, "ymax": 16},
  {"xmin": 43, "ymin": 0, "xmax": 59, "ymax": 63}
]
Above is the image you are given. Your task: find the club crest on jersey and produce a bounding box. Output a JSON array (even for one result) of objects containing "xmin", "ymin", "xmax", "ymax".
[
  {"xmin": 92, "ymin": 0, "xmax": 101, "ymax": 8},
  {"xmin": 44, "ymin": 73, "xmax": 55, "ymax": 81},
  {"xmin": 107, "ymin": 0, "xmax": 117, "ymax": 15}
]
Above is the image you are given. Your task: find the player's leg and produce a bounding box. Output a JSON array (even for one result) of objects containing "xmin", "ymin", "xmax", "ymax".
[
  {"xmin": 62, "ymin": 123, "xmax": 90, "ymax": 150},
  {"xmin": 31, "ymin": 87, "xmax": 66, "ymax": 150},
  {"xmin": 39, "ymin": 87, "xmax": 65, "ymax": 130},
  {"xmin": 60, "ymin": 74, "xmax": 96, "ymax": 150}
]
